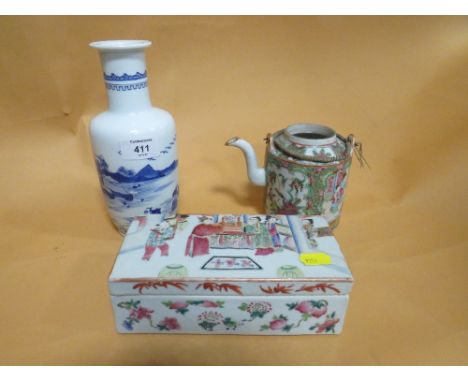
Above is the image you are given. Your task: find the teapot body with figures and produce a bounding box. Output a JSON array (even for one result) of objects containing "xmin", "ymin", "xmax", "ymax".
[{"xmin": 226, "ymin": 123, "xmax": 358, "ymax": 229}]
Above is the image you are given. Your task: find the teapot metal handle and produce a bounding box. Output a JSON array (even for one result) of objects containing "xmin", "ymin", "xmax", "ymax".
[{"xmin": 347, "ymin": 134, "xmax": 370, "ymax": 168}]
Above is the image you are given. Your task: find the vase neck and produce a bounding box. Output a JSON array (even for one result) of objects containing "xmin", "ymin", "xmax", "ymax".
[{"xmin": 94, "ymin": 44, "xmax": 153, "ymax": 112}]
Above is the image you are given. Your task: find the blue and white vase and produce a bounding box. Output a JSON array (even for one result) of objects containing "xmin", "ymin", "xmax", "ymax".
[{"xmin": 89, "ymin": 40, "xmax": 178, "ymax": 234}]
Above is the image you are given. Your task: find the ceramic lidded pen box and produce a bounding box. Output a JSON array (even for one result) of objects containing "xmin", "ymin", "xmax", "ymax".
[{"xmin": 109, "ymin": 214, "xmax": 353, "ymax": 335}]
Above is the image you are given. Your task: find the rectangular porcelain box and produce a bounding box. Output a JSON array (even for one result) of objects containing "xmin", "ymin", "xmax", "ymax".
[{"xmin": 109, "ymin": 214, "xmax": 354, "ymax": 335}]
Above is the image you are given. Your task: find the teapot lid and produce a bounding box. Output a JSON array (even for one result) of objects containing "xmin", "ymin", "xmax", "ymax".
[{"xmin": 272, "ymin": 123, "xmax": 349, "ymax": 163}]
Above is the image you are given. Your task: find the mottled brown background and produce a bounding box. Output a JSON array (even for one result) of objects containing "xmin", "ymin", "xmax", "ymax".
[{"xmin": 0, "ymin": 16, "xmax": 467, "ymax": 365}]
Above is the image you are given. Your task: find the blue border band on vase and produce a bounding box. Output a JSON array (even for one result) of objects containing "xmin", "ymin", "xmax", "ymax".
[
  {"xmin": 106, "ymin": 82, "xmax": 148, "ymax": 91},
  {"xmin": 103, "ymin": 71, "xmax": 147, "ymax": 81}
]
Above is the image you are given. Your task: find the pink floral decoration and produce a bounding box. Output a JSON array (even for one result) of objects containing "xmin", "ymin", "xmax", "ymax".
[
  {"xmin": 295, "ymin": 301, "xmax": 327, "ymax": 318},
  {"xmin": 269, "ymin": 319, "xmax": 288, "ymax": 330},
  {"xmin": 129, "ymin": 307, "xmax": 154, "ymax": 320},
  {"xmin": 159, "ymin": 317, "xmax": 181, "ymax": 330},
  {"xmin": 169, "ymin": 302, "xmax": 189, "ymax": 310}
]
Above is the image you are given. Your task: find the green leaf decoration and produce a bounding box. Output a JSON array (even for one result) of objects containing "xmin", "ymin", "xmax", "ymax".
[
  {"xmin": 331, "ymin": 311, "xmax": 336, "ymax": 318},
  {"xmin": 251, "ymin": 311, "xmax": 262, "ymax": 319},
  {"xmin": 118, "ymin": 300, "xmax": 140, "ymax": 310},
  {"xmin": 187, "ymin": 300, "xmax": 204, "ymax": 305},
  {"xmin": 216, "ymin": 301, "xmax": 225, "ymax": 308},
  {"xmin": 238, "ymin": 303, "xmax": 248, "ymax": 311},
  {"xmin": 311, "ymin": 300, "xmax": 327, "ymax": 308},
  {"xmin": 223, "ymin": 317, "xmax": 238, "ymax": 329},
  {"xmin": 283, "ymin": 325, "xmax": 293, "ymax": 332},
  {"xmin": 199, "ymin": 321, "xmax": 216, "ymax": 331},
  {"xmin": 309, "ymin": 325, "xmax": 316, "ymax": 331},
  {"xmin": 179, "ymin": 308, "xmax": 189, "ymax": 315},
  {"xmin": 198, "ymin": 321, "xmax": 209, "ymax": 331},
  {"xmin": 162, "ymin": 301, "xmax": 172, "ymax": 308},
  {"xmin": 260, "ymin": 325, "xmax": 269, "ymax": 331},
  {"xmin": 286, "ymin": 303, "xmax": 297, "ymax": 310},
  {"xmin": 302, "ymin": 313, "xmax": 311, "ymax": 321},
  {"xmin": 317, "ymin": 300, "xmax": 327, "ymax": 308}
]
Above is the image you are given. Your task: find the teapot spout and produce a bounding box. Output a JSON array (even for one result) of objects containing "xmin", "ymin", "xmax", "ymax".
[{"xmin": 225, "ymin": 137, "xmax": 266, "ymax": 186}]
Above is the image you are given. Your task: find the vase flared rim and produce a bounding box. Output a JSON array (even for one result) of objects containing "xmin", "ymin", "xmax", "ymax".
[{"xmin": 89, "ymin": 40, "xmax": 152, "ymax": 51}]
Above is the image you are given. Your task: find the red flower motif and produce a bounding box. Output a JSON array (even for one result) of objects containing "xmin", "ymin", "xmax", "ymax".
[
  {"xmin": 195, "ymin": 282, "xmax": 243, "ymax": 295},
  {"xmin": 137, "ymin": 307, "xmax": 154, "ymax": 319},
  {"xmin": 129, "ymin": 309, "xmax": 138, "ymax": 319},
  {"xmin": 130, "ymin": 307, "xmax": 154, "ymax": 320},
  {"xmin": 269, "ymin": 319, "xmax": 288, "ymax": 330},
  {"xmin": 160, "ymin": 317, "xmax": 181, "ymax": 330},
  {"xmin": 295, "ymin": 301, "xmax": 327, "ymax": 318},
  {"xmin": 296, "ymin": 283, "xmax": 341, "ymax": 294},
  {"xmin": 316, "ymin": 318, "xmax": 339, "ymax": 333},
  {"xmin": 133, "ymin": 281, "xmax": 188, "ymax": 294},
  {"xmin": 169, "ymin": 302, "xmax": 189, "ymax": 310},
  {"xmin": 201, "ymin": 301, "xmax": 219, "ymax": 308},
  {"xmin": 260, "ymin": 284, "xmax": 294, "ymax": 294}
]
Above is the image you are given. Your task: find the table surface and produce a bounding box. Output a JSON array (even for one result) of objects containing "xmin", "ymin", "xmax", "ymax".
[{"xmin": 1, "ymin": 16, "xmax": 467, "ymax": 365}]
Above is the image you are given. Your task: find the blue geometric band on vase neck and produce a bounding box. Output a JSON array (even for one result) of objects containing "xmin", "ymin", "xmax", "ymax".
[
  {"xmin": 103, "ymin": 71, "xmax": 148, "ymax": 82},
  {"xmin": 105, "ymin": 82, "xmax": 148, "ymax": 91}
]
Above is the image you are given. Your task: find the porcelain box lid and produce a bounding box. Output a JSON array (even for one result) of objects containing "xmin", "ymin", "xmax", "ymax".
[{"xmin": 109, "ymin": 214, "xmax": 353, "ymax": 297}]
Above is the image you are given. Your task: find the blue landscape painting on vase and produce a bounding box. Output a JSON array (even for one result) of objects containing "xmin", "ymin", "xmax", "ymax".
[{"xmin": 95, "ymin": 155, "xmax": 178, "ymax": 216}]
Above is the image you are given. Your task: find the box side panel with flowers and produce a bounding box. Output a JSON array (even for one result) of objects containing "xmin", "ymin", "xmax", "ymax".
[{"xmin": 111, "ymin": 295, "xmax": 349, "ymax": 335}]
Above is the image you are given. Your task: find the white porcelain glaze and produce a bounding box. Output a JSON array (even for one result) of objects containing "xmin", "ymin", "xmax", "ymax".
[
  {"xmin": 89, "ymin": 40, "xmax": 178, "ymax": 234},
  {"xmin": 224, "ymin": 137, "xmax": 266, "ymax": 186}
]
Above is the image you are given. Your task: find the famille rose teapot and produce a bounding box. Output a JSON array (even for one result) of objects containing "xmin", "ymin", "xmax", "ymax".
[{"xmin": 226, "ymin": 123, "xmax": 365, "ymax": 229}]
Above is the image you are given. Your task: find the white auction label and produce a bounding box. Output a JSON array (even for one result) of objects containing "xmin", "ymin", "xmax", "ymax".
[{"xmin": 120, "ymin": 137, "xmax": 158, "ymax": 160}]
